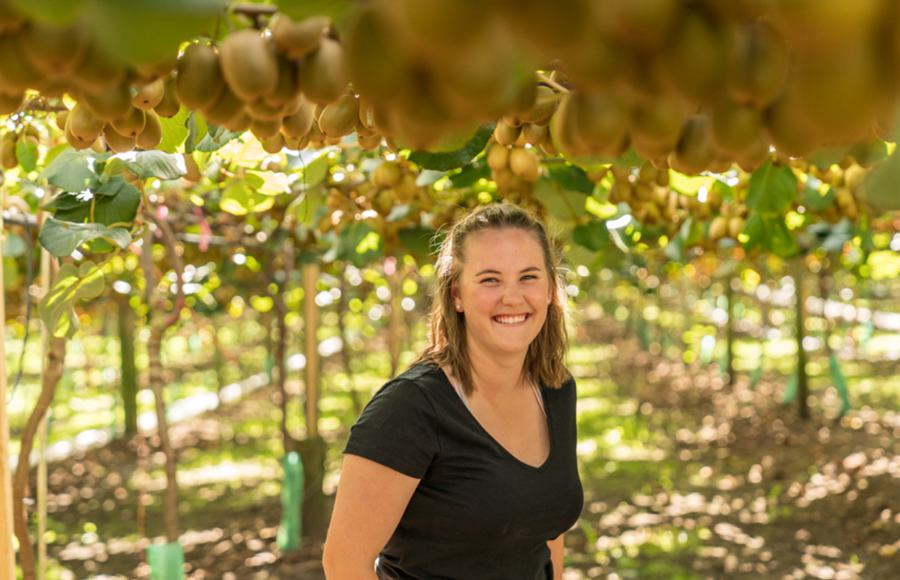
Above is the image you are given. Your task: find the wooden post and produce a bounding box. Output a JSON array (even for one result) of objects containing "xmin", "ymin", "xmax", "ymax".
[
  {"xmin": 118, "ymin": 297, "xmax": 138, "ymax": 436},
  {"xmin": 303, "ymin": 263, "xmax": 319, "ymax": 438},
  {"xmin": 793, "ymin": 260, "xmax": 810, "ymax": 420},
  {"xmin": 724, "ymin": 273, "xmax": 735, "ymax": 387},
  {"xmin": 0, "ymin": 193, "xmax": 16, "ymax": 580},
  {"xmin": 36, "ymin": 249, "xmax": 50, "ymax": 580}
]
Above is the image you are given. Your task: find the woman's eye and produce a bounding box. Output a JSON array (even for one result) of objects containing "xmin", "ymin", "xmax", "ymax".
[
  {"xmin": 480, "ymin": 277, "xmax": 499, "ymax": 284},
  {"xmin": 522, "ymin": 275, "xmax": 537, "ymax": 281}
]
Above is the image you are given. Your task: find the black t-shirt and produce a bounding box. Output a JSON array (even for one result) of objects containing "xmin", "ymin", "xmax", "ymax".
[{"xmin": 343, "ymin": 362, "xmax": 584, "ymax": 580}]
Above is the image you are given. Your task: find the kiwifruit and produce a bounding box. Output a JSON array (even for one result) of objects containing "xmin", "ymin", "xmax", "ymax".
[
  {"xmin": 317, "ymin": 93, "xmax": 359, "ymax": 138},
  {"xmin": 501, "ymin": 0, "xmax": 587, "ymax": 54},
  {"xmin": 728, "ymin": 216, "xmax": 746, "ymax": 239},
  {"xmin": 55, "ymin": 109, "xmax": 69, "ymax": 132},
  {"xmin": 669, "ymin": 115, "xmax": 715, "ymax": 175},
  {"xmin": 298, "ymin": 37, "xmax": 347, "ymax": 104},
  {"xmin": 520, "ymin": 123, "xmax": 549, "ymax": 147},
  {"xmin": 20, "ymin": 22, "xmax": 87, "ymax": 77},
  {"xmin": 630, "ymin": 96, "xmax": 685, "ymax": 156},
  {"xmin": 67, "ymin": 103, "xmax": 105, "ymax": 142},
  {"xmin": 136, "ymin": 111, "xmax": 162, "ymax": 149},
  {"xmin": 555, "ymin": 90, "xmax": 630, "ymax": 157},
  {"xmin": 735, "ymin": 134, "xmax": 771, "ymax": 172},
  {"xmin": 708, "ymin": 215, "xmax": 728, "ymax": 240},
  {"xmin": 494, "ymin": 120, "xmax": 521, "ymax": 146},
  {"xmin": 247, "ymin": 98, "xmax": 286, "ymax": 122},
  {"xmin": 223, "ymin": 111, "xmax": 252, "ymax": 133},
  {"xmin": 260, "ymin": 132, "xmax": 285, "ymax": 154},
  {"xmin": 357, "ymin": 132, "xmax": 382, "ymax": 150},
  {"xmin": 372, "ymin": 161, "xmax": 402, "ymax": 188},
  {"xmin": 154, "ymin": 74, "xmax": 181, "ymax": 118},
  {"xmin": 594, "ymin": 0, "xmax": 680, "ymax": 50},
  {"xmin": 0, "ymin": 34, "xmax": 41, "ymax": 92},
  {"xmin": 711, "ymin": 99, "xmax": 762, "ymax": 155},
  {"xmin": 774, "ymin": 0, "xmax": 884, "ymax": 53},
  {"xmin": 64, "ymin": 124, "xmax": 93, "ymax": 150},
  {"xmin": 132, "ymin": 78, "xmax": 165, "ymax": 110},
  {"xmin": 182, "ymin": 153, "xmax": 202, "ymax": 182},
  {"xmin": 346, "ymin": 8, "xmax": 416, "ymax": 105},
  {"xmin": 487, "ymin": 144, "xmax": 510, "ymax": 171},
  {"xmin": 81, "ymin": 82, "xmax": 132, "ymax": 121},
  {"xmin": 281, "ymin": 95, "xmax": 315, "ymax": 138},
  {"xmin": 0, "ymin": 133, "xmax": 16, "ymax": 169},
  {"xmin": 0, "ymin": 90, "xmax": 22, "ymax": 114},
  {"xmin": 72, "ymin": 39, "xmax": 126, "ymax": 92},
  {"xmin": 562, "ymin": 31, "xmax": 623, "ymax": 91},
  {"xmin": 133, "ymin": 56, "xmax": 178, "ymax": 84},
  {"xmin": 660, "ymin": 6, "xmax": 729, "ymax": 103},
  {"xmin": 264, "ymin": 54, "xmax": 301, "ymax": 108},
  {"xmin": 175, "ymin": 43, "xmax": 225, "ymax": 111},
  {"xmin": 250, "ymin": 117, "xmax": 281, "ymax": 140},
  {"xmin": 727, "ymin": 22, "xmax": 789, "ymax": 108},
  {"xmin": 509, "ymin": 147, "xmax": 541, "ymax": 182},
  {"xmin": 203, "ymin": 86, "xmax": 244, "ymax": 126},
  {"xmin": 102, "ymin": 127, "xmax": 136, "ymax": 153},
  {"xmin": 518, "ymin": 85, "xmax": 560, "ymax": 126},
  {"xmin": 111, "ymin": 107, "xmax": 146, "ymax": 138},
  {"xmin": 764, "ymin": 85, "xmax": 821, "ymax": 157},
  {"xmin": 270, "ymin": 13, "xmax": 328, "ymax": 59},
  {"xmin": 383, "ymin": 0, "xmax": 483, "ymax": 58},
  {"xmin": 219, "ymin": 29, "xmax": 279, "ymax": 102}
]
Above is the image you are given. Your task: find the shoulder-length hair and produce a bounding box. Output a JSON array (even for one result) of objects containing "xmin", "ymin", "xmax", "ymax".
[{"xmin": 412, "ymin": 203, "xmax": 570, "ymax": 395}]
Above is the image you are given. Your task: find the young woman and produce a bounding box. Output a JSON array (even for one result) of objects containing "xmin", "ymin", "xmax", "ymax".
[{"xmin": 323, "ymin": 204, "xmax": 583, "ymax": 579}]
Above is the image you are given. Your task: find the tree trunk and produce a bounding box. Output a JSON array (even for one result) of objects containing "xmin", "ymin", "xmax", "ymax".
[
  {"xmin": 273, "ymin": 282, "xmax": 290, "ymax": 448},
  {"xmin": 725, "ymin": 273, "xmax": 736, "ymax": 387},
  {"xmin": 0, "ymin": 208, "xmax": 17, "ymax": 580},
  {"xmin": 147, "ymin": 317, "xmax": 180, "ymax": 541},
  {"xmin": 303, "ymin": 263, "xmax": 320, "ymax": 438},
  {"xmin": 793, "ymin": 261, "xmax": 810, "ymax": 420},
  {"xmin": 12, "ymin": 336, "xmax": 66, "ymax": 580},
  {"xmin": 336, "ymin": 269, "xmax": 361, "ymax": 416},
  {"xmin": 118, "ymin": 297, "xmax": 138, "ymax": 436}
]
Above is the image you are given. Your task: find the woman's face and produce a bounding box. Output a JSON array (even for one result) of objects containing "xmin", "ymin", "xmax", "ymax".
[{"xmin": 453, "ymin": 227, "xmax": 552, "ymax": 361}]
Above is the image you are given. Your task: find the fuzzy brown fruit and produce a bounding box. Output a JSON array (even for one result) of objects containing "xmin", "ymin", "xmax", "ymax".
[{"xmin": 219, "ymin": 29, "xmax": 279, "ymax": 102}]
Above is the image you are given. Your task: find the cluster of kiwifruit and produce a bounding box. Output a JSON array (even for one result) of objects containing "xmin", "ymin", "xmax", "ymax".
[
  {"xmin": 0, "ymin": 126, "xmax": 38, "ymax": 170},
  {"xmin": 607, "ymin": 164, "xmax": 680, "ymax": 229},
  {"xmin": 802, "ymin": 163, "xmax": 868, "ymax": 223}
]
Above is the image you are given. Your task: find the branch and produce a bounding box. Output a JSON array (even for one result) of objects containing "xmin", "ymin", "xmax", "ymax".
[{"xmin": 144, "ymin": 210, "xmax": 185, "ymax": 328}]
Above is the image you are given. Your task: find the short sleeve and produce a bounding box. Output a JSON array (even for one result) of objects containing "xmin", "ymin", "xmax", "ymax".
[{"xmin": 343, "ymin": 379, "xmax": 439, "ymax": 479}]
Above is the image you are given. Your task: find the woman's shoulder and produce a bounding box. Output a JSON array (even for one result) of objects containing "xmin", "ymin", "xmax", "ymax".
[{"xmin": 370, "ymin": 361, "xmax": 447, "ymax": 407}]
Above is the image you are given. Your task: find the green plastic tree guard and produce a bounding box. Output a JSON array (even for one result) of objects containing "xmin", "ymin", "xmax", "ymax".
[
  {"xmin": 277, "ymin": 451, "xmax": 304, "ymax": 551},
  {"xmin": 147, "ymin": 542, "xmax": 184, "ymax": 580}
]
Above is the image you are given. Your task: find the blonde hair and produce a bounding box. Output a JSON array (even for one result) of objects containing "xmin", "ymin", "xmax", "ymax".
[{"xmin": 413, "ymin": 203, "xmax": 570, "ymax": 395}]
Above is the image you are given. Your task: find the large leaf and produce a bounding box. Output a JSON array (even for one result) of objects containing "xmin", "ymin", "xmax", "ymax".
[
  {"xmin": 330, "ymin": 221, "xmax": 382, "ymax": 267},
  {"xmin": 158, "ymin": 107, "xmax": 191, "ymax": 153},
  {"xmin": 409, "ymin": 124, "xmax": 494, "ymax": 171},
  {"xmin": 196, "ymin": 124, "xmax": 243, "ymax": 152},
  {"xmin": 747, "ymin": 161, "xmax": 797, "ymax": 213},
  {"xmin": 449, "ymin": 159, "xmax": 491, "ymax": 188},
  {"xmin": 861, "ymin": 147, "xmax": 900, "ymax": 211},
  {"xmin": 185, "ymin": 111, "xmax": 209, "ymax": 153},
  {"xmin": 290, "ymin": 148, "xmax": 332, "ymax": 190},
  {"xmin": 118, "ymin": 150, "xmax": 187, "ymax": 180},
  {"xmin": 286, "ymin": 186, "xmax": 326, "ymax": 228},
  {"xmin": 39, "ymin": 217, "xmax": 131, "ymax": 257},
  {"xmin": 38, "ymin": 260, "xmax": 106, "ymax": 338},
  {"xmin": 802, "ymin": 181, "xmax": 835, "ymax": 212},
  {"xmin": 220, "ymin": 178, "xmax": 275, "ymax": 216},
  {"xmin": 572, "ymin": 221, "xmax": 610, "ymax": 252},
  {"xmin": 15, "ymin": 138, "xmax": 38, "ymax": 172},
  {"xmin": 535, "ymin": 177, "xmax": 588, "ymax": 221},
  {"xmin": 397, "ymin": 225, "xmax": 436, "ymax": 260},
  {"xmin": 93, "ymin": 176, "xmax": 142, "ymax": 225},
  {"xmin": 547, "ymin": 164, "xmax": 593, "ymax": 195},
  {"xmin": 41, "ymin": 149, "xmax": 101, "ymax": 192}
]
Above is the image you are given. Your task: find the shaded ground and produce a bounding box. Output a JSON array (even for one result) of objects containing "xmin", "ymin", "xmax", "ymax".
[{"xmin": 35, "ymin": 328, "xmax": 899, "ymax": 579}]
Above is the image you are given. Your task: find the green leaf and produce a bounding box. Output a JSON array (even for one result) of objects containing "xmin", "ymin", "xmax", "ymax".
[
  {"xmin": 158, "ymin": 107, "xmax": 191, "ymax": 153},
  {"xmin": 535, "ymin": 177, "xmax": 587, "ymax": 221},
  {"xmin": 806, "ymin": 146, "xmax": 846, "ymax": 170},
  {"xmin": 572, "ymin": 221, "xmax": 609, "ymax": 251},
  {"xmin": 861, "ymin": 147, "xmax": 900, "ymax": 211},
  {"xmin": 220, "ymin": 179, "xmax": 275, "ymax": 216},
  {"xmin": 93, "ymin": 177, "xmax": 142, "ymax": 225},
  {"xmin": 39, "ymin": 217, "xmax": 130, "ymax": 257},
  {"xmin": 397, "ymin": 226, "xmax": 436, "ymax": 260},
  {"xmin": 332, "ymin": 221, "xmax": 381, "ymax": 267},
  {"xmin": 185, "ymin": 111, "xmax": 209, "ymax": 153},
  {"xmin": 15, "ymin": 138, "xmax": 38, "ymax": 172},
  {"xmin": 802, "ymin": 183, "xmax": 835, "ymax": 212},
  {"xmin": 449, "ymin": 159, "xmax": 491, "ymax": 188},
  {"xmin": 41, "ymin": 149, "xmax": 101, "ymax": 192},
  {"xmin": 547, "ymin": 164, "xmax": 593, "ymax": 195},
  {"xmin": 291, "ymin": 149, "xmax": 332, "ymax": 190},
  {"xmin": 286, "ymin": 186, "xmax": 326, "ymax": 228},
  {"xmin": 742, "ymin": 213, "xmax": 766, "ymax": 251},
  {"xmin": 43, "ymin": 191, "xmax": 90, "ymax": 212},
  {"xmin": 409, "ymin": 124, "xmax": 494, "ymax": 171},
  {"xmin": 38, "ymin": 260, "xmax": 106, "ymax": 338},
  {"xmin": 247, "ymin": 170, "xmax": 291, "ymax": 195},
  {"xmin": 769, "ymin": 218, "xmax": 799, "ymax": 258},
  {"xmin": 2, "ymin": 232, "xmax": 27, "ymax": 257},
  {"xmin": 120, "ymin": 150, "xmax": 187, "ymax": 180},
  {"xmin": 747, "ymin": 161, "xmax": 797, "ymax": 214},
  {"xmin": 196, "ymin": 124, "xmax": 243, "ymax": 152}
]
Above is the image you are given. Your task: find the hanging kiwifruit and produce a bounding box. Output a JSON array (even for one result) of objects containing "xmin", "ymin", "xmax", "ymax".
[
  {"xmin": 264, "ymin": 54, "xmax": 302, "ymax": 108},
  {"xmin": 223, "ymin": 112, "xmax": 252, "ymax": 133},
  {"xmin": 660, "ymin": 6, "xmax": 729, "ymax": 103},
  {"xmin": 487, "ymin": 144, "xmax": 510, "ymax": 171},
  {"xmin": 111, "ymin": 107, "xmax": 146, "ymax": 139},
  {"xmin": 102, "ymin": 127, "xmax": 137, "ymax": 153},
  {"xmin": 734, "ymin": 134, "xmax": 771, "ymax": 172},
  {"xmin": 383, "ymin": 0, "xmax": 483, "ymax": 59},
  {"xmin": 509, "ymin": 147, "xmax": 541, "ymax": 182},
  {"xmin": 65, "ymin": 123, "xmax": 93, "ymax": 150},
  {"xmin": 54, "ymin": 109, "xmax": 69, "ymax": 132},
  {"xmin": 517, "ymin": 84, "xmax": 559, "ymax": 126},
  {"xmin": 175, "ymin": 43, "xmax": 225, "ymax": 111},
  {"xmin": 0, "ymin": 133, "xmax": 17, "ymax": 169},
  {"xmin": 494, "ymin": 120, "xmax": 521, "ymax": 146},
  {"xmin": 501, "ymin": 0, "xmax": 587, "ymax": 55},
  {"xmin": 260, "ymin": 132, "xmax": 285, "ymax": 154},
  {"xmin": 727, "ymin": 22, "xmax": 789, "ymax": 108},
  {"xmin": 711, "ymin": 98, "xmax": 762, "ymax": 156},
  {"xmin": 247, "ymin": 98, "xmax": 286, "ymax": 122},
  {"xmin": 357, "ymin": 132, "xmax": 381, "ymax": 150},
  {"xmin": 136, "ymin": 111, "xmax": 162, "ymax": 149},
  {"xmin": 0, "ymin": 91, "xmax": 22, "ymax": 114},
  {"xmin": 669, "ymin": 115, "xmax": 715, "ymax": 175},
  {"xmin": 250, "ymin": 117, "xmax": 281, "ymax": 140},
  {"xmin": 631, "ymin": 96, "xmax": 685, "ymax": 157},
  {"xmin": 0, "ymin": 34, "xmax": 42, "ymax": 92},
  {"xmin": 346, "ymin": 7, "xmax": 417, "ymax": 104},
  {"xmin": 20, "ymin": 22, "xmax": 87, "ymax": 77},
  {"xmin": 81, "ymin": 82, "xmax": 132, "ymax": 121},
  {"xmin": 520, "ymin": 123, "xmax": 549, "ymax": 147},
  {"xmin": 594, "ymin": 0, "xmax": 680, "ymax": 50},
  {"xmin": 553, "ymin": 90, "xmax": 630, "ymax": 157},
  {"xmin": 764, "ymin": 85, "xmax": 821, "ymax": 157},
  {"xmin": 317, "ymin": 93, "xmax": 359, "ymax": 139},
  {"xmin": 154, "ymin": 74, "xmax": 181, "ymax": 118},
  {"xmin": 219, "ymin": 29, "xmax": 279, "ymax": 102},
  {"xmin": 73, "ymin": 39, "xmax": 126, "ymax": 92},
  {"xmin": 281, "ymin": 95, "xmax": 315, "ymax": 138},
  {"xmin": 203, "ymin": 86, "xmax": 244, "ymax": 126},
  {"xmin": 270, "ymin": 13, "xmax": 328, "ymax": 59},
  {"xmin": 298, "ymin": 37, "xmax": 347, "ymax": 104},
  {"xmin": 66, "ymin": 103, "xmax": 105, "ymax": 143},
  {"xmin": 773, "ymin": 0, "xmax": 884, "ymax": 53},
  {"xmin": 132, "ymin": 78, "xmax": 165, "ymax": 110}
]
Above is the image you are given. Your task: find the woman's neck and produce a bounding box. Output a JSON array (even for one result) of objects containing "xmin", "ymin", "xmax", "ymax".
[{"xmin": 465, "ymin": 340, "xmax": 528, "ymax": 394}]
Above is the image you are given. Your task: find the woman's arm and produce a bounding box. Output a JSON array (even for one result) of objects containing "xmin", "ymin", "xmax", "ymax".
[
  {"xmin": 323, "ymin": 454, "xmax": 421, "ymax": 579},
  {"xmin": 547, "ymin": 533, "xmax": 564, "ymax": 580}
]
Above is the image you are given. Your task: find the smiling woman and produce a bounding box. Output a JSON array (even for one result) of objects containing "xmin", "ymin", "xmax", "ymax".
[{"xmin": 323, "ymin": 204, "xmax": 583, "ymax": 580}]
